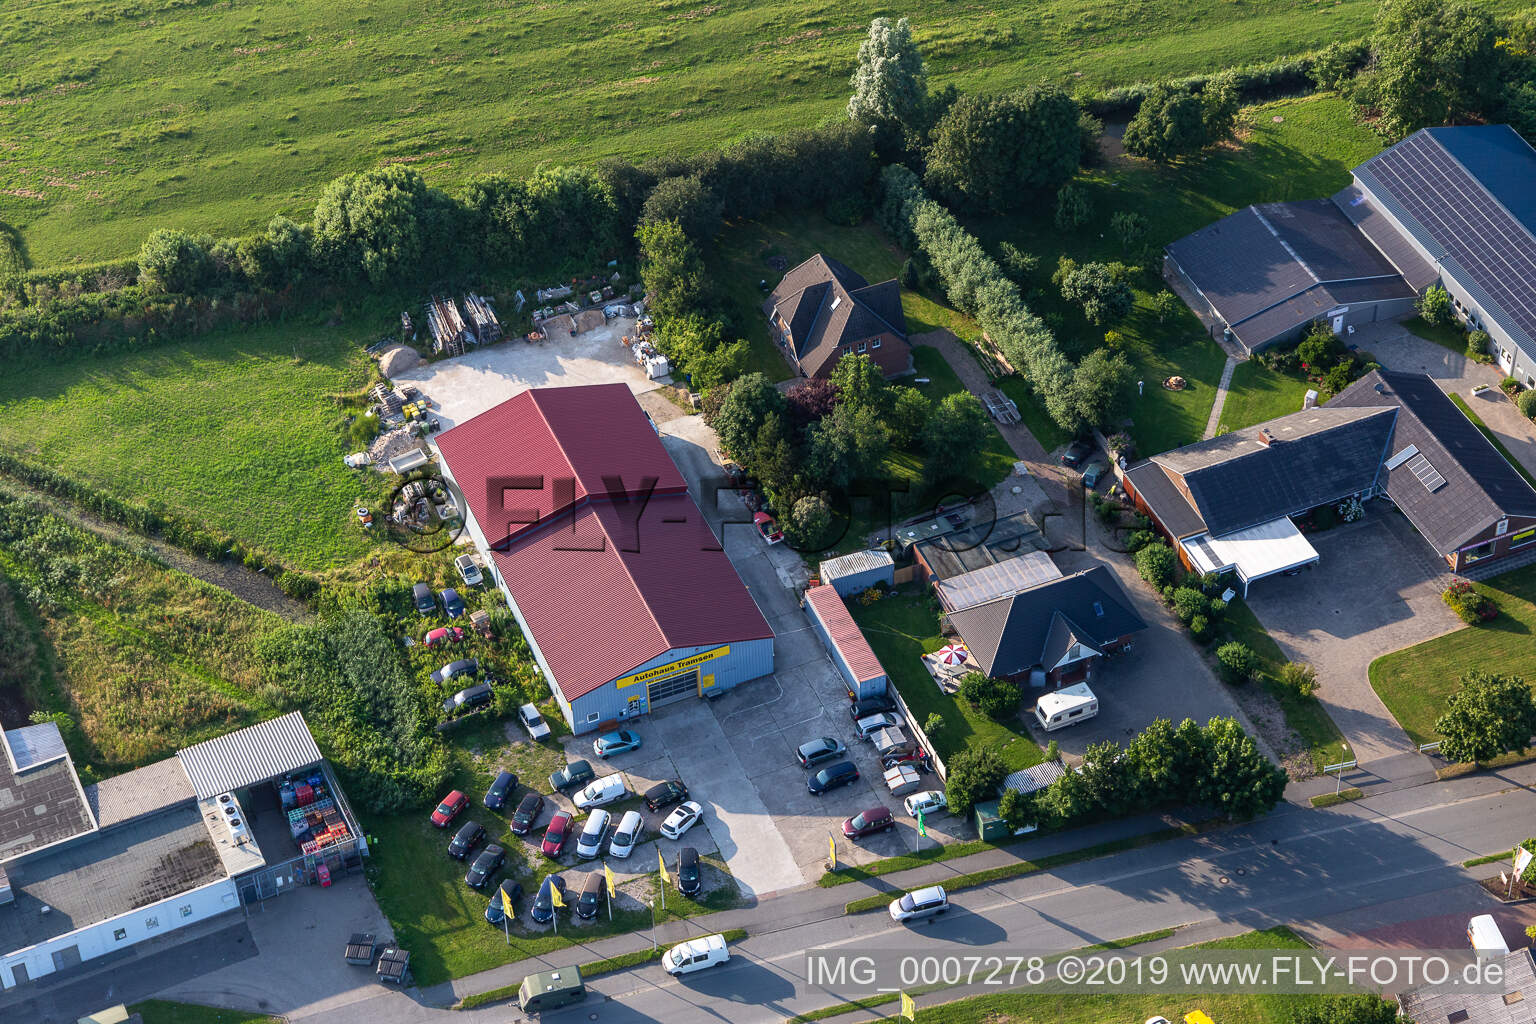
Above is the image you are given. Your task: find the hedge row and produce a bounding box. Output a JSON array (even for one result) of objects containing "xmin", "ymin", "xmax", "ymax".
[
  {"xmin": 877, "ymin": 165, "xmax": 1078, "ymax": 429},
  {"xmin": 0, "ymin": 449, "xmax": 321, "ymax": 603}
]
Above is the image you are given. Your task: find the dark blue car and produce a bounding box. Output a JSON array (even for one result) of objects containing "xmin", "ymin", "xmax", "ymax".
[{"xmin": 808, "ymin": 761, "xmax": 860, "ymax": 795}]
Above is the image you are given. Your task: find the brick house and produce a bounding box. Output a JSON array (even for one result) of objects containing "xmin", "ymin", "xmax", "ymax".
[{"xmin": 762, "ymin": 254, "xmax": 913, "ymax": 379}]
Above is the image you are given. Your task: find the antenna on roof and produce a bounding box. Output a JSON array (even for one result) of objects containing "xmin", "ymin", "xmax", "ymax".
[{"xmin": 1374, "ymin": 383, "xmax": 1385, "ymax": 394}]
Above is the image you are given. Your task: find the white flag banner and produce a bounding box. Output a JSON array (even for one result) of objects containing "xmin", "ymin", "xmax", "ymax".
[{"xmin": 1514, "ymin": 846, "xmax": 1532, "ymax": 879}]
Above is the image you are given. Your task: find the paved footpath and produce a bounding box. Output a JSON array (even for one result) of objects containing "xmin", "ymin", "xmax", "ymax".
[{"xmin": 1202, "ymin": 355, "xmax": 1241, "ymax": 439}]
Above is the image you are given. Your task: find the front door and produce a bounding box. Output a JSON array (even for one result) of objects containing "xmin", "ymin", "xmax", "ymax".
[{"xmin": 1331, "ymin": 315, "xmax": 1345, "ymax": 335}]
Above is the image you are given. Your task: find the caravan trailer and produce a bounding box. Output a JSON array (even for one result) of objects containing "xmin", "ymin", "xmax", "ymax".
[{"xmin": 1034, "ymin": 683, "xmax": 1099, "ymax": 732}]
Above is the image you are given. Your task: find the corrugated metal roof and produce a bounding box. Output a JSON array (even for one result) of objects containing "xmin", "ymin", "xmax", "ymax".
[
  {"xmin": 935, "ymin": 552, "xmax": 1063, "ymax": 612},
  {"xmin": 1003, "ymin": 760, "xmax": 1066, "ymax": 796},
  {"xmin": 3, "ymin": 721, "xmax": 68, "ymax": 772},
  {"xmin": 819, "ymin": 549, "xmax": 894, "ymax": 581},
  {"xmin": 804, "ymin": 585, "xmax": 886, "ymax": 685},
  {"xmin": 441, "ymin": 385, "xmax": 772, "ymax": 702},
  {"xmin": 176, "ymin": 711, "xmax": 322, "ymax": 800}
]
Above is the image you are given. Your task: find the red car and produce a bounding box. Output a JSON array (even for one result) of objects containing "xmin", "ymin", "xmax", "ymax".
[
  {"xmin": 842, "ymin": 806, "xmax": 895, "ymax": 839},
  {"xmin": 753, "ymin": 512, "xmax": 783, "ymax": 544},
  {"xmin": 424, "ymin": 626, "xmax": 465, "ymax": 648},
  {"xmin": 541, "ymin": 810, "xmax": 574, "ymax": 858},
  {"xmin": 430, "ymin": 790, "xmax": 468, "ymax": 828}
]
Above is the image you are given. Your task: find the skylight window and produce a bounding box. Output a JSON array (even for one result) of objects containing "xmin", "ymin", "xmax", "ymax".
[{"xmin": 830, "ymin": 296, "xmax": 842, "ymax": 311}]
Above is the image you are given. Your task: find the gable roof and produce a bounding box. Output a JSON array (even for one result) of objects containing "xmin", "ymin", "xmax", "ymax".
[
  {"xmin": 803, "ymin": 585, "xmax": 886, "ymax": 686},
  {"xmin": 948, "ymin": 566, "xmax": 1146, "ymax": 680},
  {"xmin": 1164, "ymin": 200, "xmax": 1416, "ymax": 351},
  {"xmin": 1354, "ymin": 125, "xmax": 1536, "ymax": 358},
  {"xmin": 437, "ymin": 385, "xmax": 773, "ymax": 701},
  {"xmin": 763, "ymin": 253, "xmax": 908, "ymax": 376},
  {"xmin": 1151, "ymin": 406, "xmax": 1397, "ymax": 538},
  {"xmin": 1331, "ymin": 369, "xmax": 1536, "ymax": 551},
  {"xmin": 1122, "ymin": 461, "xmax": 1207, "ymax": 539}
]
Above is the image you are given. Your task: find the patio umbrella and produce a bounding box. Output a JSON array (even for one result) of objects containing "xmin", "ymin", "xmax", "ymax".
[{"xmin": 935, "ymin": 644, "xmax": 969, "ymax": 667}]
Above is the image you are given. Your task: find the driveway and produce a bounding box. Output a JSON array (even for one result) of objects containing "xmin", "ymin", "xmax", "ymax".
[
  {"xmin": 1245, "ymin": 508, "xmax": 1461, "ymax": 767},
  {"xmin": 392, "ymin": 316, "xmax": 661, "ymax": 429},
  {"xmin": 1050, "ymin": 518, "xmax": 1273, "ymax": 761},
  {"xmin": 1351, "ymin": 321, "xmax": 1536, "ymax": 482}
]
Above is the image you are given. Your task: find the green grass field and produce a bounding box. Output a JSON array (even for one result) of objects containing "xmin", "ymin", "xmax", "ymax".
[
  {"xmin": 128, "ymin": 1003, "xmax": 281, "ymax": 1024},
  {"xmin": 1217, "ymin": 360, "xmax": 1315, "ymax": 435},
  {"xmin": 851, "ymin": 592, "xmax": 1044, "ymax": 772},
  {"xmin": 0, "ymin": 0, "xmax": 1451, "ymax": 268},
  {"xmin": 972, "ymin": 94, "xmax": 1388, "ymax": 456},
  {"xmin": 0, "ymin": 320, "xmax": 375, "ymax": 570},
  {"xmin": 1370, "ymin": 564, "xmax": 1536, "ymax": 746}
]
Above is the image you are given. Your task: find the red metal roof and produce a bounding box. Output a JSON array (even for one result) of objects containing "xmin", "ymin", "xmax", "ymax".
[
  {"xmin": 804, "ymin": 585, "xmax": 885, "ymax": 685},
  {"xmin": 439, "ymin": 385, "xmax": 772, "ymax": 700}
]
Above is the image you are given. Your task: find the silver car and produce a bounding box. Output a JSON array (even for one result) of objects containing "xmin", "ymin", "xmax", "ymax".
[
  {"xmin": 855, "ymin": 712, "xmax": 903, "ymax": 740},
  {"xmin": 889, "ymin": 885, "xmax": 949, "ymax": 922}
]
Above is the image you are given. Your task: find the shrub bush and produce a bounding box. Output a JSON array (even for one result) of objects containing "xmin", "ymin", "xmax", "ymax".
[
  {"xmin": 1518, "ymin": 389, "xmax": 1536, "ymax": 419},
  {"xmin": 1207, "ymin": 597, "xmax": 1228, "ymax": 620},
  {"xmin": 958, "ymin": 672, "xmax": 1023, "ymax": 720},
  {"xmin": 1171, "ymin": 587, "xmax": 1209, "ymax": 624},
  {"xmin": 1442, "ymin": 579, "xmax": 1498, "ymax": 624},
  {"xmin": 1189, "ymin": 614, "xmax": 1212, "ymax": 643},
  {"xmin": 1216, "ymin": 641, "xmax": 1259, "ymax": 684},
  {"xmin": 1135, "ymin": 542, "xmax": 1178, "ymax": 590},
  {"xmin": 1467, "ymin": 329, "xmax": 1490, "ymax": 360},
  {"xmin": 1278, "ymin": 661, "xmax": 1319, "ymax": 699},
  {"xmin": 1502, "ymin": 377, "xmax": 1522, "ymax": 397},
  {"xmin": 1125, "ymin": 529, "xmax": 1158, "ymax": 553},
  {"xmin": 1417, "ymin": 285, "xmax": 1453, "ymax": 327}
]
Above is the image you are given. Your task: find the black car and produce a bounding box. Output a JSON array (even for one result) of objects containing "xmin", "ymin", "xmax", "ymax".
[
  {"xmin": 441, "ymin": 587, "xmax": 466, "ymax": 619},
  {"xmin": 431, "ymin": 658, "xmax": 480, "ymax": 685},
  {"xmin": 849, "ymin": 694, "xmax": 897, "ymax": 720},
  {"xmin": 808, "ymin": 760, "xmax": 860, "ymax": 795},
  {"xmin": 442, "ymin": 682, "xmax": 493, "ymax": 717},
  {"xmin": 1060, "ymin": 438, "xmax": 1093, "ymax": 467},
  {"xmin": 447, "ymin": 820, "xmax": 485, "ymax": 860},
  {"xmin": 510, "ymin": 793, "xmax": 545, "ymax": 835},
  {"xmin": 485, "ymin": 771, "xmax": 517, "ymax": 810},
  {"xmin": 484, "ymin": 879, "xmax": 524, "ymax": 925},
  {"xmin": 465, "ymin": 843, "xmax": 506, "ymax": 889},
  {"xmin": 677, "ymin": 846, "xmax": 701, "ymax": 897},
  {"xmin": 530, "ymin": 874, "xmax": 567, "ymax": 924},
  {"xmin": 548, "ymin": 759, "xmax": 595, "ymax": 792},
  {"xmin": 644, "ymin": 779, "xmax": 689, "ymax": 813},
  {"xmin": 576, "ymin": 872, "xmax": 605, "ymax": 920},
  {"xmin": 413, "ymin": 582, "xmax": 436, "ymax": 615}
]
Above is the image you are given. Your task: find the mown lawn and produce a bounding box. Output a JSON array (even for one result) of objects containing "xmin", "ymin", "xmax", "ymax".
[
  {"xmin": 851, "ymin": 592, "xmax": 1044, "ymax": 771},
  {"xmin": 1404, "ymin": 315, "xmax": 1473, "ymax": 356},
  {"xmin": 1370, "ymin": 565, "xmax": 1536, "ymax": 746},
  {"xmin": 1217, "ymin": 360, "xmax": 1314, "ymax": 435},
  {"xmin": 129, "ymin": 1003, "xmax": 281, "ymax": 1024},
  {"xmin": 0, "ymin": 321, "xmax": 376, "ymax": 570},
  {"xmin": 900, "ymin": 928, "xmax": 1363, "ymax": 1024},
  {"xmin": 1, "ymin": 0, "xmax": 1477, "ymax": 267},
  {"xmin": 361, "ymin": 718, "xmax": 743, "ymax": 987},
  {"xmin": 970, "ymin": 95, "xmax": 1388, "ymax": 457}
]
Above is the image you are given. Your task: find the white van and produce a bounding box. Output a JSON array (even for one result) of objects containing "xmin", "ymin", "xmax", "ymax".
[
  {"xmin": 1468, "ymin": 914, "xmax": 1511, "ymax": 957},
  {"xmin": 1034, "ymin": 682, "xmax": 1099, "ymax": 732},
  {"xmin": 664, "ymin": 933, "xmax": 731, "ymax": 975}
]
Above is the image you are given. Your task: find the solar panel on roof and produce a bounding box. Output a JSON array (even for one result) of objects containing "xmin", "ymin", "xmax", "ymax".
[
  {"xmin": 1405, "ymin": 453, "xmax": 1447, "ymax": 492},
  {"xmin": 1384, "ymin": 444, "xmax": 1419, "ymax": 470}
]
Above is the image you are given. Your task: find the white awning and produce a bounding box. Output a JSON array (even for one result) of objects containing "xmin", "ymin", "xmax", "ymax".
[{"xmin": 1183, "ymin": 517, "xmax": 1319, "ymax": 592}]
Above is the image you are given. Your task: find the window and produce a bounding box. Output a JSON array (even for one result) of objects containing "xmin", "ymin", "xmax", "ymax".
[
  {"xmin": 113, "ymin": 928, "xmax": 127, "ymax": 941},
  {"xmin": 1497, "ymin": 518, "xmax": 1509, "ymax": 536},
  {"xmin": 144, "ymin": 915, "xmax": 159, "ymax": 930},
  {"xmin": 1463, "ymin": 539, "xmax": 1496, "ymax": 564},
  {"xmin": 180, "ymin": 904, "xmax": 193, "ymax": 918},
  {"xmin": 586, "ymin": 711, "xmax": 600, "ymax": 724},
  {"xmin": 872, "ymin": 338, "xmax": 881, "ymax": 349},
  {"xmin": 1512, "ymin": 528, "xmax": 1536, "ymax": 549},
  {"xmin": 857, "ymin": 342, "xmax": 866, "ymax": 353}
]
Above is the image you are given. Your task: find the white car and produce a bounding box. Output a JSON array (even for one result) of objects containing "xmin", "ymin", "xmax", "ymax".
[
  {"xmin": 518, "ymin": 703, "xmax": 551, "ymax": 741},
  {"xmin": 573, "ymin": 774, "xmax": 627, "ymax": 809},
  {"xmin": 576, "ymin": 809, "xmax": 610, "ymax": 859},
  {"xmin": 855, "ymin": 712, "xmax": 903, "ymax": 739},
  {"xmin": 660, "ymin": 800, "xmax": 704, "ymax": 840},
  {"xmin": 455, "ymin": 554, "xmax": 483, "ymax": 586},
  {"xmin": 889, "ymin": 884, "xmax": 949, "ymax": 922},
  {"xmin": 664, "ymin": 933, "xmax": 730, "ymax": 975},
  {"xmin": 904, "ymin": 790, "xmax": 948, "ymax": 818},
  {"xmin": 608, "ymin": 810, "xmax": 644, "ymax": 859}
]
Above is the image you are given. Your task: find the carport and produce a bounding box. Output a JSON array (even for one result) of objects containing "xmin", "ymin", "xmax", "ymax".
[{"xmin": 1182, "ymin": 517, "xmax": 1319, "ymax": 596}]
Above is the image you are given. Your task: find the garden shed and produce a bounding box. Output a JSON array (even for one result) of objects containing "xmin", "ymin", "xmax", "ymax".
[
  {"xmin": 818, "ymin": 549, "xmax": 894, "ymax": 597},
  {"xmin": 802, "ymin": 584, "xmax": 888, "ymax": 700}
]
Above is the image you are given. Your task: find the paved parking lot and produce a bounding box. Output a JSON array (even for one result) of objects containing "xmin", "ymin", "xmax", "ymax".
[{"xmin": 391, "ymin": 317, "xmax": 661, "ymax": 429}]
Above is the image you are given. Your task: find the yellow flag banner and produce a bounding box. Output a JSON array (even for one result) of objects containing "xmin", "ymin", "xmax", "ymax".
[
  {"xmin": 604, "ymin": 863, "xmax": 617, "ymax": 898},
  {"xmin": 500, "ymin": 885, "xmax": 515, "ymax": 917},
  {"xmin": 829, "ymin": 834, "xmax": 837, "ymax": 870},
  {"xmin": 900, "ymin": 990, "xmax": 917, "ymax": 1021},
  {"xmin": 1185, "ymin": 1012, "xmax": 1215, "ymax": 1024},
  {"xmin": 658, "ymin": 851, "xmax": 671, "ymax": 885},
  {"xmin": 549, "ymin": 884, "xmax": 565, "ymax": 908}
]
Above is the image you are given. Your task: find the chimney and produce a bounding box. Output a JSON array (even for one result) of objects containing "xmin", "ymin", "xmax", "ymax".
[{"xmin": 1258, "ymin": 428, "xmax": 1275, "ymax": 447}]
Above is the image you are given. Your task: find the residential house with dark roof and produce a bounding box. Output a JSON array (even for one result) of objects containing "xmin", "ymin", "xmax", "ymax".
[
  {"xmin": 434, "ymin": 383, "xmax": 775, "ymax": 733},
  {"xmin": 1124, "ymin": 370, "xmax": 1536, "ymax": 583},
  {"xmin": 762, "ymin": 254, "xmax": 913, "ymax": 379},
  {"xmin": 1165, "ymin": 125, "xmax": 1536, "ymax": 364},
  {"xmin": 946, "ymin": 566, "xmax": 1146, "ymax": 689}
]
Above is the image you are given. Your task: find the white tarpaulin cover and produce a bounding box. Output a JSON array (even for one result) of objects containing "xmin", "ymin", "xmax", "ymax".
[{"xmin": 1183, "ymin": 516, "xmax": 1319, "ymax": 591}]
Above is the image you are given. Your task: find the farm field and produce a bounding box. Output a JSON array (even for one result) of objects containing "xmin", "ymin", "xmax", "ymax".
[
  {"xmin": 0, "ymin": 0, "xmax": 1493, "ymax": 268},
  {"xmin": 0, "ymin": 320, "xmax": 375, "ymax": 571},
  {"xmin": 969, "ymin": 94, "xmax": 1388, "ymax": 456}
]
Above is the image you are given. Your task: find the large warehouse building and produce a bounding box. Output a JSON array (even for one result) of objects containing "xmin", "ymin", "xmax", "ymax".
[
  {"xmin": 435, "ymin": 383, "xmax": 775, "ymax": 733},
  {"xmin": 1166, "ymin": 124, "xmax": 1536, "ymax": 360}
]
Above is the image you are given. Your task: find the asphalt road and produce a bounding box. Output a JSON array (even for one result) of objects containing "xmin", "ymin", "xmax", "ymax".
[{"xmin": 534, "ymin": 766, "xmax": 1536, "ymax": 1024}]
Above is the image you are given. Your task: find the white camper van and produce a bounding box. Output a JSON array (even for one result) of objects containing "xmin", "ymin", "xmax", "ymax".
[
  {"xmin": 1034, "ymin": 683, "xmax": 1099, "ymax": 732},
  {"xmin": 1468, "ymin": 914, "xmax": 1511, "ymax": 957}
]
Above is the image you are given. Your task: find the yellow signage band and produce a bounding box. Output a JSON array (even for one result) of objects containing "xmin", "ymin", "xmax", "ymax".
[{"xmin": 614, "ymin": 646, "xmax": 730, "ymax": 689}]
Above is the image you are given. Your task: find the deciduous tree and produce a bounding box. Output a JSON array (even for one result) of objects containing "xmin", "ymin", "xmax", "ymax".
[
  {"xmin": 924, "ymin": 86, "xmax": 1083, "ymax": 212},
  {"xmin": 847, "ymin": 17, "xmax": 932, "ymax": 144},
  {"xmin": 1435, "ymin": 670, "xmax": 1536, "ymax": 764}
]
